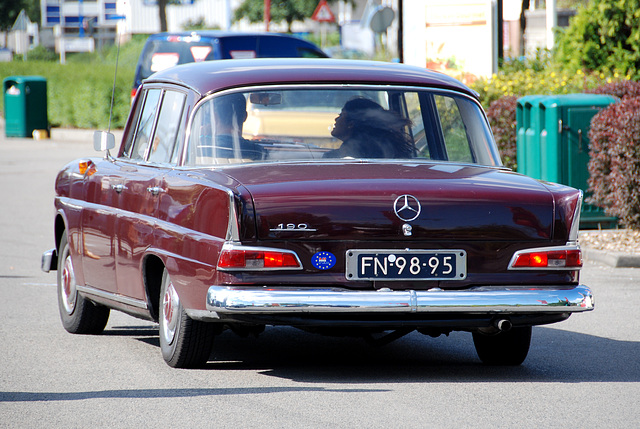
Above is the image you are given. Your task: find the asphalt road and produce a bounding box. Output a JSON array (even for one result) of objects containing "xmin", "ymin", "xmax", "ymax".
[{"xmin": 1, "ymin": 131, "xmax": 640, "ymax": 428}]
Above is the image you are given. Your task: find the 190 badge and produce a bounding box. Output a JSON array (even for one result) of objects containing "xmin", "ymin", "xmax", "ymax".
[{"xmin": 311, "ymin": 251, "xmax": 336, "ymax": 270}]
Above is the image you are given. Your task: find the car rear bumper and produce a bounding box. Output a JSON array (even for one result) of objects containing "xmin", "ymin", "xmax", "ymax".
[{"xmin": 204, "ymin": 284, "xmax": 594, "ymax": 317}]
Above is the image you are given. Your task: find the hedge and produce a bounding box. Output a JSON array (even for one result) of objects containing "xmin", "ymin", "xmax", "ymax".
[
  {"xmin": 485, "ymin": 95, "xmax": 518, "ymax": 170},
  {"xmin": 0, "ymin": 61, "xmax": 133, "ymax": 129},
  {"xmin": 587, "ymin": 82, "xmax": 640, "ymax": 229}
]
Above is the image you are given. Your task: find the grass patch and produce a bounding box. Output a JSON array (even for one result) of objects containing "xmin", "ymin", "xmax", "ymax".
[{"xmin": 1, "ymin": 36, "xmax": 145, "ymax": 129}]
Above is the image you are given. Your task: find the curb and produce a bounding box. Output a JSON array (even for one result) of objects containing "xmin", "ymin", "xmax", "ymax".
[{"xmin": 582, "ymin": 248, "xmax": 640, "ymax": 268}]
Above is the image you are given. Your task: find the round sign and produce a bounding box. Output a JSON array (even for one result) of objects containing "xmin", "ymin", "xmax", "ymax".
[{"xmin": 369, "ymin": 6, "xmax": 395, "ymax": 33}]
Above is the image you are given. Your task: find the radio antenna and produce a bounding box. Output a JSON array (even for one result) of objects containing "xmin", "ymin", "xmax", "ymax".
[{"xmin": 108, "ymin": 31, "xmax": 122, "ymax": 134}]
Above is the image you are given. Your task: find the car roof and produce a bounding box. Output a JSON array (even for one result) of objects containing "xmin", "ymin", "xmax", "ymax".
[
  {"xmin": 146, "ymin": 31, "xmax": 319, "ymax": 41},
  {"xmin": 145, "ymin": 58, "xmax": 478, "ymax": 99}
]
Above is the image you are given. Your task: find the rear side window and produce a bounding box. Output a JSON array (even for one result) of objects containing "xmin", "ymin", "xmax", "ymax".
[
  {"xmin": 257, "ymin": 37, "xmax": 326, "ymax": 58},
  {"xmin": 434, "ymin": 95, "xmax": 474, "ymax": 163},
  {"xmin": 130, "ymin": 89, "xmax": 162, "ymax": 160},
  {"xmin": 298, "ymin": 47, "xmax": 327, "ymax": 58},
  {"xmin": 217, "ymin": 37, "xmax": 258, "ymax": 59},
  {"xmin": 148, "ymin": 90, "xmax": 186, "ymax": 164}
]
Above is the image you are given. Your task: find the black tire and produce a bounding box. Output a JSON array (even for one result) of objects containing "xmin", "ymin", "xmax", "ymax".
[
  {"xmin": 57, "ymin": 232, "xmax": 110, "ymax": 334},
  {"xmin": 472, "ymin": 326, "xmax": 532, "ymax": 366},
  {"xmin": 159, "ymin": 268, "xmax": 216, "ymax": 368}
]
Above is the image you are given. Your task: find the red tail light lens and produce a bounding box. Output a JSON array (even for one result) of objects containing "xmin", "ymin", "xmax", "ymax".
[
  {"xmin": 218, "ymin": 247, "xmax": 302, "ymax": 270},
  {"xmin": 511, "ymin": 248, "xmax": 582, "ymax": 269}
]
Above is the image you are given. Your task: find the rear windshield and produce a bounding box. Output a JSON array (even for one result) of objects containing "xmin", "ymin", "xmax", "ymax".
[
  {"xmin": 184, "ymin": 86, "xmax": 500, "ymax": 167},
  {"xmin": 138, "ymin": 40, "xmax": 216, "ymax": 81},
  {"xmin": 138, "ymin": 36, "xmax": 326, "ymax": 83}
]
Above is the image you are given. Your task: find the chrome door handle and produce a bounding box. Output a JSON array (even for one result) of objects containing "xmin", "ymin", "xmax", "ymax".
[
  {"xmin": 112, "ymin": 184, "xmax": 127, "ymax": 193},
  {"xmin": 147, "ymin": 186, "xmax": 165, "ymax": 196}
]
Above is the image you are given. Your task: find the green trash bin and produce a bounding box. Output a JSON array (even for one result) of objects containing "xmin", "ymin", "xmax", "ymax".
[
  {"xmin": 516, "ymin": 95, "xmax": 546, "ymax": 179},
  {"xmin": 3, "ymin": 76, "xmax": 48, "ymax": 138},
  {"xmin": 516, "ymin": 93, "xmax": 618, "ymax": 228}
]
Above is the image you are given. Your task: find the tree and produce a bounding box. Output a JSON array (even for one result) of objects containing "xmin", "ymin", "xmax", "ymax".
[
  {"xmin": 158, "ymin": 0, "xmax": 169, "ymax": 32},
  {"xmin": 554, "ymin": 0, "xmax": 640, "ymax": 78},
  {"xmin": 157, "ymin": 0, "xmax": 190, "ymax": 32},
  {"xmin": 0, "ymin": 0, "xmax": 40, "ymax": 31},
  {"xmin": 234, "ymin": 0, "xmax": 337, "ymax": 33}
]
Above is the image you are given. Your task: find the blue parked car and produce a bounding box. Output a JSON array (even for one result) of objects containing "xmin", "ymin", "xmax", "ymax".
[{"xmin": 132, "ymin": 31, "xmax": 328, "ymax": 98}]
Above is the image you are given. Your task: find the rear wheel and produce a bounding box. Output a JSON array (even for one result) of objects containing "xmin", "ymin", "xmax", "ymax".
[
  {"xmin": 472, "ymin": 326, "xmax": 532, "ymax": 366},
  {"xmin": 159, "ymin": 268, "xmax": 216, "ymax": 368},
  {"xmin": 57, "ymin": 232, "xmax": 110, "ymax": 334}
]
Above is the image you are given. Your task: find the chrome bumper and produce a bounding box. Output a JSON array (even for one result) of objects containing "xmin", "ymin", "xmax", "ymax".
[
  {"xmin": 41, "ymin": 248, "xmax": 57, "ymax": 273},
  {"xmin": 206, "ymin": 284, "xmax": 594, "ymax": 315}
]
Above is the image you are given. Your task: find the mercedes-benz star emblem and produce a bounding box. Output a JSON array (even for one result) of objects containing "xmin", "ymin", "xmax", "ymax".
[{"xmin": 394, "ymin": 195, "xmax": 421, "ymax": 222}]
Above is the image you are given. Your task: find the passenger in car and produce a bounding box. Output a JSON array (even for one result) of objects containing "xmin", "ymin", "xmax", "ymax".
[
  {"xmin": 212, "ymin": 93, "xmax": 263, "ymax": 160},
  {"xmin": 325, "ymin": 97, "xmax": 413, "ymax": 159}
]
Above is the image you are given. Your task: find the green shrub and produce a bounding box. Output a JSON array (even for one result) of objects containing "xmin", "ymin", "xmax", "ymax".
[
  {"xmin": 471, "ymin": 60, "xmax": 626, "ymax": 171},
  {"xmin": 586, "ymin": 80, "xmax": 640, "ymax": 99},
  {"xmin": 554, "ymin": 0, "xmax": 640, "ymax": 79},
  {"xmin": 486, "ymin": 96, "xmax": 518, "ymax": 170},
  {"xmin": 471, "ymin": 66, "xmax": 611, "ymax": 111},
  {"xmin": 23, "ymin": 45, "xmax": 58, "ymax": 62},
  {"xmin": 0, "ymin": 60, "xmax": 133, "ymax": 129},
  {"xmin": 0, "ymin": 38, "xmax": 142, "ymax": 129},
  {"xmin": 587, "ymin": 96, "xmax": 640, "ymax": 228}
]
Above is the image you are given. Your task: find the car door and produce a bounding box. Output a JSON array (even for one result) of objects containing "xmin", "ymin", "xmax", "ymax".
[
  {"xmin": 115, "ymin": 88, "xmax": 187, "ymax": 302},
  {"xmin": 80, "ymin": 158, "xmax": 126, "ymax": 293}
]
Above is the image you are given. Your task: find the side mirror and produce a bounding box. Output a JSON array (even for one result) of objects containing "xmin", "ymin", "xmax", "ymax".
[{"xmin": 93, "ymin": 131, "xmax": 116, "ymax": 152}]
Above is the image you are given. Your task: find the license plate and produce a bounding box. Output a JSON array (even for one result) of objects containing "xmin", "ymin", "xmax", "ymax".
[{"xmin": 345, "ymin": 249, "xmax": 467, "ymax": 281}]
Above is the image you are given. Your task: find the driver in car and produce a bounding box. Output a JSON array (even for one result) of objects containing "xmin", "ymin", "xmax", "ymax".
[
  {"xmin": 325, "ymin": 97, "xmax": 413, "ymax": 159},
  {"xmin": 212, "ymin": 93, "xmax": 263, "ymax": 160}
]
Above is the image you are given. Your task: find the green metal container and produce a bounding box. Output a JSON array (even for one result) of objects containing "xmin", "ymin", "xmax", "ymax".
[
  {"xmin": 516, "ymin": 94, "xmax": 618, "ymax": 228},
  {"xmin": 3, "ymin": 76, "xmax": 48, "ymax": 138},
  {"xmin": 516, "ymin": 95, "xmax": 546, "ymax": 178}
]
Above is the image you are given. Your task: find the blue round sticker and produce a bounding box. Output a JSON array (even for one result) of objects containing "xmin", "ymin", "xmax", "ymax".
[{"xmin": 311, "ymin": 251, "xmax": 336, "ymax": 270}]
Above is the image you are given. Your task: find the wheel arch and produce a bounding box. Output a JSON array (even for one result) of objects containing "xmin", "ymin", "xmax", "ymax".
[
  {"xmin": 54, "ymin": 211, "xmax": 68, "ymax": 252},
  {"xmin": 143, "ymin": 253, "xmax": 165, "ymax": 322}
]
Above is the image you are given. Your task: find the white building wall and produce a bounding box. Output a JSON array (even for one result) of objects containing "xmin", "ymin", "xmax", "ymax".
[{"xmin": 121, "ymin": 0, "xmax": 234, "ymax": 34}]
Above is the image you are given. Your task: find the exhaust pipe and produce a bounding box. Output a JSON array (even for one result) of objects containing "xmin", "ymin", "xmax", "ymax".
[{"xmin": 493, "ymin": 318, "xmax": 513, "ymax": 332}]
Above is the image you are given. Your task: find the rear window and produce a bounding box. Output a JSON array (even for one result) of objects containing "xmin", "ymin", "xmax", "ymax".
[
  {"xmin": 185, "ymin": 86, "xmax": 499, "ymax": 167},
  {"xmin": 135, "ymin": 35, "xmax": 326, "ymax": 88},
  {"xmin": 138, "ymin": 40, "xmax": 216, "ymax": 81}
]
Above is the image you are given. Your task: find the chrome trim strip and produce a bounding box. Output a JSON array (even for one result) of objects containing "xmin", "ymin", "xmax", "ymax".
[
  {"xmin": 569, "ymin": 190, "xmax": 584, "ymax": 244},
  {"xmin": 207, "ymin": 284, "xmax": 594, "ymax": 314},
  {"xmin": 77, "ymin": 285, "xmax": 148, "ymax": 309},
  {"xmin": 225, "ymin": 190, "xmax": 240, "ymax": 242},
  {"xmin": 507, "ymin": 245, "xmax": 582, "ymax": 270}
]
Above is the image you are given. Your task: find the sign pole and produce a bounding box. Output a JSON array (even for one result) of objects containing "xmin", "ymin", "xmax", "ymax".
[{"xmin": 265, "ymin": 0, "xmax": 271, "ymax": 32}]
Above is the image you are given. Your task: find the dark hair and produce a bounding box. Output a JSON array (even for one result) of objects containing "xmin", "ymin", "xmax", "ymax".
[
  {"xmin": 213, "ymin": 93, "xmax": 248, "ymax": 125},
  {"xmin": 342, "ymin": 97, "xmax": 413, "ymax": 158},
  {"xmin": 342, "ymin": 97, "xmax": 385, "ymax": 115}
]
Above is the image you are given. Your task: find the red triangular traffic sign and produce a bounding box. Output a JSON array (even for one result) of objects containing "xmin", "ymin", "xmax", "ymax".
[{"xmin": 312, "ymin": 0, "xmax": 335, "ymax": 23}]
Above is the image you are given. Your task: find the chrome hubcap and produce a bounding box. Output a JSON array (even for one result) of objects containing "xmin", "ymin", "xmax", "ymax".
[
  {"xmin": 161, "ymin": 281, "xmax": 179, "ymax": 345},
  {"xmin": 61, "ymin": 255, "xmax": 76, "ymax": 314}
]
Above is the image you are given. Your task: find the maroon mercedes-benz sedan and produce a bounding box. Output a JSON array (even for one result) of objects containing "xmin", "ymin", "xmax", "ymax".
[{"xmin": 42, "ymin": 58, "xmax": 593, "ymax": 368}]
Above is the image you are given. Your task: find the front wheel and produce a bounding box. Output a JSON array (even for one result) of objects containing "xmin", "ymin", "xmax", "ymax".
[
  {"xmin": 472, "ymin": 326, "xmax": 532, "ymax": 366},
  {"xmin": 57, "ymin": 232, "xmax": 110, "ymax": 334},
  {"xmin": 159, "ymin": 268, "xmax": 216, "ymax": 368}
]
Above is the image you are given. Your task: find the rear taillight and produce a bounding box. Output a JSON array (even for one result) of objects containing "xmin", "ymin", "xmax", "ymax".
[
  {"xmin": 509, "ymin": 247, "xmax": 582, "ymax": 270},
  {"xmin": 217, "ymin": 245, "xmax": 302, "ymax": 271}
]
